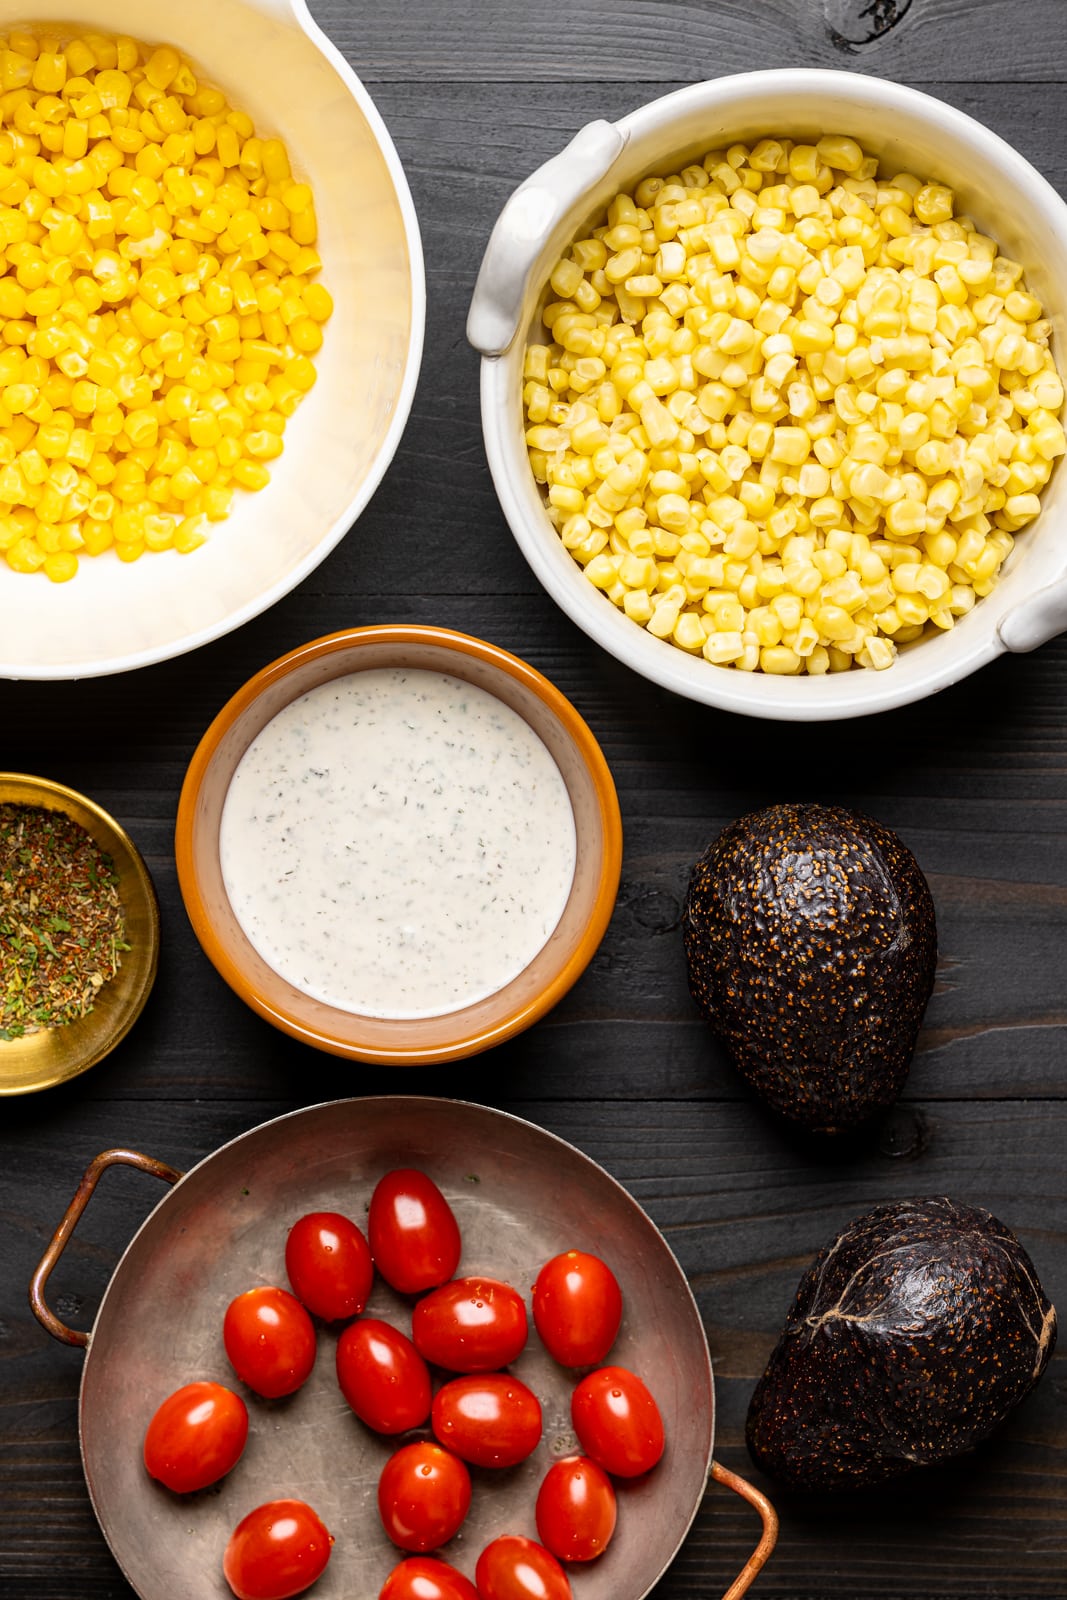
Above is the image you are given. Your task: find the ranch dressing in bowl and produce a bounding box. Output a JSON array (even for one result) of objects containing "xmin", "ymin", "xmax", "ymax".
[{"xmin": 218, "ymin": 668, "xmax": 577, "ymax": 1018}]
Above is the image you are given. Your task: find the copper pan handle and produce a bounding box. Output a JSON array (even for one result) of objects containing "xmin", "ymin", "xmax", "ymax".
[
  {"xmin": 29, "ymin": 1147, "xmax": 183, "ymax": 1348},
  {"xmin": 710, "ymin": 1458, "xmax": 779, "ymax": 1600}
]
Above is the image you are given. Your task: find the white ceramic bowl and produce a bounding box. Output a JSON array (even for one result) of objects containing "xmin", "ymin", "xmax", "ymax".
[
  {"xmin": 469, "ymin": 70, "xmax": 1067, "ymax": 721},
  {"xmin": 0, "ymin": 0, "xmax": 424, "ymax": 679}
]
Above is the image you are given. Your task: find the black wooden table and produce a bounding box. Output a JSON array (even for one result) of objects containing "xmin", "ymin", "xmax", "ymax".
[{"xmin": 2, "ymin": 2, "xmax": 1066, "ymax": 1596}]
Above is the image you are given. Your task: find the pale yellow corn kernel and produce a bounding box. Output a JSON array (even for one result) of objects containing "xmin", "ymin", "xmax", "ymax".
[
  {"xmin": 816, "ymin": 135, "xmax": 864, "ymax": 173},
  {"xmin": 1003, "ymin": 492, "xmax": 1042, "ymax": 524},
  {"xmin": 549, "ymin": 484, "xmax": 585, "ymax": 515},
  {"xmin": 1033, "ymin": 422, "xmax": 1066, "ymax": 460},
  {"xmin": 771, "ymin": 592, "xmax": 803, "ymax": 632},
  {"xmin": 550, "ymin": 258, "xmax": 584, "ymax": 300},
  {"xmin": 848, "ymin": 462, "xmax": 891, "ymax": 502},
  {"xmin": 673, "ymin": 611, "xmax": 707, "ymax": 651},
  {"xmin": 703, "ymin": 629, "xmax": 745, "ymax": 663},
  {"xmin": 623, "ymin": 588, "xmax": 654, "ymax": 623},
  {"xmin": 793, "ymin": 319, "xmax": 834, "ymax": 354},
  {"xmin": 862, "ymin": 636, "xmax": 896, "ymax": 670},
  {"xmin": 770, "ymin": 426, "xmax": 809, "ymax": 465},
  {"xmin": 657, "ymin": 492, "xmax": 692, "ymax": 531},
  {"xmin": 644, "ymin": 356, "xmax": 679, "ymax": 395},
  {"xmin": 619, "ymin": 553, "xmax": 656, "ymax": 589},
  {"xmin": 584, "ymin": 553, "xmax": 618, "ymax": 590},
  {"xmin": 640, "ymin": 396, "xmax": 680, "ymax": 448},
  {"xmin": 891, "ymin": 562, "xmax": 922, "ymax": 594},
  {"xmin": 796, "ymin": 461, "xmax": 830, "ymax": 498},
  {"xmin": 525, "ymin": 344, "xmax": 550, "ymax": 383},
  {"xmin": 916, "ymin": 563, "xmax": 951, "ymax": 601},
  {"xmin": 647, "ymin": 599, "xmax": 680, "ymax": 637},
  {"xmin": 895, "ymin": 593, "xmax": 929, "ymax": 626},
  {"xmin": 885, "ymin": 498, "xmax": 929, "ymax": 538},
  {"xmin": 760, "ymin": 644, "xmax": 802, "ymax": 674},
  {"xmin": 914, "ymin": 184, "xmax": 955, "ymax": 225}
]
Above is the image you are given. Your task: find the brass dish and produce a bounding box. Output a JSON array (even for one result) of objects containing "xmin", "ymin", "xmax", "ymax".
[{"xmin": 0, "ymin": 774, "xmax": 159, "ymax": 1096}]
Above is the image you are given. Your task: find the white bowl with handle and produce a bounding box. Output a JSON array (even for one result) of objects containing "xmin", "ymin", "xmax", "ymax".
[
  {"xmin": 0, "ymin": 0, "xmax": 424, "ymax": 680},
  {"xmin": 468, "ymin": 70, "xmax": 1067, "ymax": 721}
]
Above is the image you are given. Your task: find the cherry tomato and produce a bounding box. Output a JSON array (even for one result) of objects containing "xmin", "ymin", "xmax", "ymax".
[
  {"xmin": 143, "ymin": 1380, "xmax": 248, "ymax": 1494},
  {"xmin": 380, "ymin": 1556, "xmax": 479, "ymax": 1600},
  {"xmin": 431, "ymin": 1373, "xmax": 542, "ymax": 1468},
  {"xmin": 223, "ymin": 1498, "xmax": 333, "ymax": 1600},
  {"xmin": 535, "ymin": 1456, "xmax": 616, "ymax": 1562},
  {"xmin": 532, "ymin": 1251, "xmax": 622, "ymax": 1368},
  {"xmin": 570, "ymin": 1365, "xmax": 664, "ymax": 1477},
  {"xmin": 378, "ymin": 1440, "xmax": 472, "ymax": 1552},
  {"xmin": 223, "ymin": 1286, "xmax": 316, "ymax": 1399},
  {"xmin": 369, "ymin": 1169, "xmax": 462, "ymax": 1295},
  {"xmin": 337, "ymin": 1318, "xmax": 432, "ymax": 1434},
  {"xmin": 285, "ymin": 1210, "xmax": 373, "ymax": 1322},
  {"xmin": 474, "ymin": 1536, "xmax": 572, "ymax": 1600},
  {"xmin": 412, "ymin": 1278, "xmax": 528, "ymax": 1373}
]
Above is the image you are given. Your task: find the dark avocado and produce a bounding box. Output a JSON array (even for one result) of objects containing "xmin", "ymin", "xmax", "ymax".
[
  {"xmin": 746, "ymin": 1196, "xmax": 1057, "ymax": 1491},
  {"xmin": 682, "ymin": 802, "xmax": 937, "ymax": 1133}
]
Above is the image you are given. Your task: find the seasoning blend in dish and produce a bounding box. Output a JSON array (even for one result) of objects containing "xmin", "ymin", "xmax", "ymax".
[
  {"xmin": 219, "ymin": 669, "xmax": 578, "ymax": 1018},
  {"xmin": 0, "ymin": 804, "xmax": 128, "ymax": 1039}
]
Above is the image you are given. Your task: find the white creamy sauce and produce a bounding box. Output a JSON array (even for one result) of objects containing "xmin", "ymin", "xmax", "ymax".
[{"xmin": 219, "ymin": 668, "xmax": 577, "ymax": 1018}]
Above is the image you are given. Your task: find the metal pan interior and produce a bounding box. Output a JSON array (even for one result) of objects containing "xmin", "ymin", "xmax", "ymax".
[{"xmin": 79, "ymin": 1097, "xmax": 714, "ymax": 1600}]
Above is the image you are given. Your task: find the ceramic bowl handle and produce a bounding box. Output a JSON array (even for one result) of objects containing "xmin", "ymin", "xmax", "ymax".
[
  {"xmin": 709, "ymin": 1459, "xmax": 779, "ymax": 1599},
  {"xmin": 29, "ymin": 1148, "xmax": 183, "ymax": 1349},
  {"xmin": 467, "ymin": 119, "xmax": 627, "ymax": 358},
  {"xmin": 997, "ymin": 576, "xmax": 1067, "ymax": 654}
]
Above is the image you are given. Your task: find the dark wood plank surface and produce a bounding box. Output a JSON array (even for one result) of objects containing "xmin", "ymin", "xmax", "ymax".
[{"xmin": 2, "ymin": 2, "xmax": 1066, "ymax": 1597}]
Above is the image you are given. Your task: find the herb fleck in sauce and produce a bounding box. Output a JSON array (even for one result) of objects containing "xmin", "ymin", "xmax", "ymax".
[{"xmin": 220, "ymin": 669, "xmax": 577, "ymax": 1018}]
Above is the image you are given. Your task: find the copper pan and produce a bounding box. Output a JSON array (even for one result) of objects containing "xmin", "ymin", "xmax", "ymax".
[{"xmin": 30, "ymin": 1096, "xmax": 777, "ymax": 1599}]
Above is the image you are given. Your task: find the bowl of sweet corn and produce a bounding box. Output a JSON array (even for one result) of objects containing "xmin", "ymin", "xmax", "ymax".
[
  {"xmin": 469, "ymin": 70, "xmax": 1067, "ymax": 720},
  {"xmin": 0, "ymin": 0, "xmax": 423, "ymax": 677}
]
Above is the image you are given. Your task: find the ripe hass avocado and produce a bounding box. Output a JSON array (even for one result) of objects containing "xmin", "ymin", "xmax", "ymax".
[
  {"xmin": 746, "ymin": 1197, "xmax": 1057, "ymax": 1490},
  {"xmin": 683, "ymin": 802, "xmax": 937, "ymax": 1133}
]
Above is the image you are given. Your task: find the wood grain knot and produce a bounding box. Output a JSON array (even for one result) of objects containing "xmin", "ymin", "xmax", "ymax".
[
  {"xmin": 823, "ymin": 0, "xmax": 914, "ymax": 53},
  {"xmin": 629, "ymin": 887, "xmax": 681, "ymax": 934},
  {"xmin": 877, "ymin": 1106, "xmax": 928, "ymax": 1160}
]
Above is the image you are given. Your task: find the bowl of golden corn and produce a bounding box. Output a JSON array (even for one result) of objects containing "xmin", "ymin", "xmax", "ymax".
[
  {"xmin": 469, "ymin": 70, "xmax": 1067, "ymax": 720},
  {"xmin": 0, "ymin": 0, "xmax": 423, "ymax": 678}
]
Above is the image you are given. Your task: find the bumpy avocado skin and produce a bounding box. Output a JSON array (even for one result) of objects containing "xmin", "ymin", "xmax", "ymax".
[
  {"xmin": 683, "ymin": 802, "xmax": 937, "ymax": 1133},
  {"xmin": 746, "ymin": 1197, "xmax": 1057, "ymax": 1492}
]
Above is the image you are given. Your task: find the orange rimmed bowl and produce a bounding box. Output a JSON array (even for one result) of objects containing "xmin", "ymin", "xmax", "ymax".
[{"xmin": 175, "ymin": 625, "xmax": 622, "ymax": 1064}]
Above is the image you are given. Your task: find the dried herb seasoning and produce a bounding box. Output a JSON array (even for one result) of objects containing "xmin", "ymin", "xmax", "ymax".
[{"xmin": 0, "ymin": 804, "xmax": 129, "ymax": 1040}]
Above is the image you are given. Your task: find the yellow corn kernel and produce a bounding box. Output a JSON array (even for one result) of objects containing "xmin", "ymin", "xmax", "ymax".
[
  {"xmin": 302, "ymin": 282, "xmax": 333, "ymax": 323},
  {"xmin": 31, "ymin": 52, "xmax": 66, "ymax": 94},
  {"xmin": 145, "ymin": 45, "xmax": 181, "ymax": 90},
  {"xmin": 198, "ymin": 483, "xmax": 231, "ymax": 521},
  {"xmin": 232, "ymin": 457, "xmax": 269, "ymax": 490},
  {"xmin": 171, "ymin": 512, "xmax": 205, "ymax": 552},
  {"xmin": 290, "ymin": 206, "xmax": 317, "ymax": 247},
  {"xmin": 41, "ymin": 546, "xmax": 77, "ymax": 580}
]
